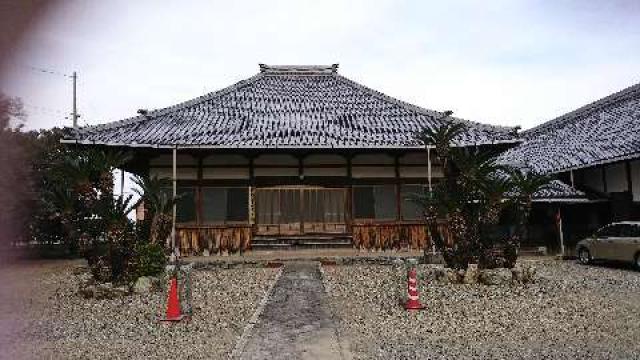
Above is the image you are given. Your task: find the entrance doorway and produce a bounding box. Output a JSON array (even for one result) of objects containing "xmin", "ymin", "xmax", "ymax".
[{"xmin": 255, "ymin": 187, "xmax": 348, "ymax": 236}]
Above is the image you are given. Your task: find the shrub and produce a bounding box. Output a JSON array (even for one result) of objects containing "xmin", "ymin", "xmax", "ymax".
[{"xmin": 134, "ymin": 242, "xmax": 166, "ymax": 277}]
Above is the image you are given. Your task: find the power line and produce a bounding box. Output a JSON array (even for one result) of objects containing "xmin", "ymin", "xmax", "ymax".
[{"xmin": 23, "ymin": 65, "xmax": 72, "ymax": 78}]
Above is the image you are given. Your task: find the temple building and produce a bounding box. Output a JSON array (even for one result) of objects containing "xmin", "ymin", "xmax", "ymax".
[{"xmin": 63, "ymin": 64, "xmax": 520, "ymax": 254}]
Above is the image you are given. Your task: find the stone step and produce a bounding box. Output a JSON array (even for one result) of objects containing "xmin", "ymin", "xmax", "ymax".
[{"xmin": 251, "ymin": 236, "xmax": 352, "ymax": 250}]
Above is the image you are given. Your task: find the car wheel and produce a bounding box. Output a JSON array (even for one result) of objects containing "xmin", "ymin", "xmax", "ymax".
[
  {"xmin": 578, "ymin": 248, "xmax": 591, "ymax": 265},
  {"xmin": 635, "ymin": 253, "xmax": 640, "ymax": 271}
]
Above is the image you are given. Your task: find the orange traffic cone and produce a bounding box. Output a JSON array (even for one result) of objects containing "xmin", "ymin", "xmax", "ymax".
[
  {"xmin": 404, "ymin": 267, "xmax": 426, "ymax": 310},
  {"xmin": 161, "ymin": 277, "xmax": 185, "ymax": 321}
]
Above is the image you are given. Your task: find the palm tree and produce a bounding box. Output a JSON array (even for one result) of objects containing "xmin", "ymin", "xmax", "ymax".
[
  {"xmin": 93, "ymin": 150, "xmax": 132, "ymax": 196},
  {"xmin": 507, "ymin": 168, "xmax": 550, "ymax": 240},
  {"xmin": 415, "ymin": 114, "xmax": 467, "ymax": 177},
  {"xmin": 132, "ymin": 175, "xmax": 179, "ymax": 246}
]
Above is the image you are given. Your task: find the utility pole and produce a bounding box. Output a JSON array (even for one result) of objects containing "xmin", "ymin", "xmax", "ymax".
[{"xmin": 72, "ymin": 71, "xmax": 78, "ymax": 128}]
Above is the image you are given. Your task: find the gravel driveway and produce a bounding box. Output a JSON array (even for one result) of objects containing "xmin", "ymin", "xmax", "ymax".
[
  {"xmin": 1, "ymin": 260, "xmax": 279, "ymax": 359},
  {"xmin": 323, "ymin": 260, "xmax": 640, "ymax": 359}
]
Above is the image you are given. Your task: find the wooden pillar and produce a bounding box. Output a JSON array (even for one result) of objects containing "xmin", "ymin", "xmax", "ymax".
[
  {"xmin": 557, "ymin": 207, "xmax": 565, "ymax": 256},
  {"xmin": 171, "ymin": 147, "xmax": 177, "ymax": 258},
  {"xmin": 346, "ymin": 154, "xmax": 353, "ymax": 231},
  {"xmin": 394, "ymin": 154, "xmax": 401, "ymax": 221},
  {"xmin": 569, "ymin": 169, "xmax": 575, "ymax": 188},
  {"xmin": 248, "ymin": 155, "xmax": 256, "ymax": 237},
  {"xmin": 427, "ymin": 146, "xmax": 433, "ymax": 193},
  {"xmin": 196, "ymin": 155, "xmax": 203, "ymax": 225},
  {"xmin": 120, "ymin": 169, "xmax": 125, "ymax": 197}
]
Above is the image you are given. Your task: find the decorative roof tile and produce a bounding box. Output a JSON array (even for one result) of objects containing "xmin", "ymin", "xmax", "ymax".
[
  {"xmin": 497, "ymin": 82, "xmax": 640, "ymax": 174},
  {"xmin": 67, "ymin": 64, "xmax": 518, "ymax": 149}
]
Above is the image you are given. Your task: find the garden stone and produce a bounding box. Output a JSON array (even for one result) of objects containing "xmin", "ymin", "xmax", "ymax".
[
  {"xmin": 463, "ymin": 264, "xmax": 479, "ymax": 284},
  {"xmin": 512, "ymin": 266, "xmax": 524, "ymax": 283},
  {"xmin": 133, "ymin": 276, "xmax": 154, "ymax": 294},
  {"xmin": 392, "ymin": 258, "xmax": 405, "ymax": 267},
  {"xmin": 78, "ymin": 284, "xmax": 96, "ymax": 299},
  {"xmin": 479, "ymin": 268, "xmax": 512, "ymax": 285},
  {"xmin": 431, "ymin": 268, "xmax": 448, "ymax": 284},
  {"xmin": 446, "ymin": 268, "xmax": 463, "ymax": 284},
  {"xmin": 522, "ymin": 265, "xmax": 537, "ymax": 284}
]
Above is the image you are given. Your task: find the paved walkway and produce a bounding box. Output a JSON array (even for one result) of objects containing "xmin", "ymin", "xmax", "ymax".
[{"xmin": 237, "ymin": 262, "xmax": 347, "ymax": 360}]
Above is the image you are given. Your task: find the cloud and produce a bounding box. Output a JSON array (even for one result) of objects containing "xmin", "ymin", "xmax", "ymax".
[{"xmin": 2, "ymin": 0, "xmax": 639, "ymax": 130}]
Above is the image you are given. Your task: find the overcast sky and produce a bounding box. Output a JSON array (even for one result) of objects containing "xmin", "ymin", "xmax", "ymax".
[{"xmin": 2, "ymin": 0, "xmax": 640, "ymax": 130}]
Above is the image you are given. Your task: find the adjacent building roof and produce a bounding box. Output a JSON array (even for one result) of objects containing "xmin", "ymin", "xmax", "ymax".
[
  {"xmin": 531, "ymin": 180, "xmax": 590, "ymax": 203},
  {"xmin": 497, "ymin": 82, "xmax": 640, "ymax": 174},
  {"xmin": 64, "ymin": 64, "xmax": 518, "ymax": 149}
]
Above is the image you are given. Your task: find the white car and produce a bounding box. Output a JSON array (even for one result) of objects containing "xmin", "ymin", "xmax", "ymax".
[{"xmin": 576, "ymin": 221, "xmax": 640, "ymax": 270}]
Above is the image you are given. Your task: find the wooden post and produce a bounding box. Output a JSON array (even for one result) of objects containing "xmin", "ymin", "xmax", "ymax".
[
  {"xmin": 196, "ymin": 155, "xmax": 203, "ymax": 225},
  {"xmin": 120, "ymin": 169, "xmax": 125, "ymax": 197},
  {"xmin": 171, "ymin": 147, "xmax": 177, "ymax": 258},
  {"xmin": 569, "ymin": 169, "xmax": 575, "ymax": 188},
  {"xmin": 427, "ymin": 147, "xmax": 432, "ymax": 193},
  {"xmin": 394, "ymin": 155, "xmax": 401, "ymax": 221},
  {"xmin": 557, "ymin": 207, "xmax": 565, "ymax": 257}
]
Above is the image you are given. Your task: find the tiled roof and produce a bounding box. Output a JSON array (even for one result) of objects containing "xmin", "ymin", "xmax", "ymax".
[
  {"xmin": 497, "ymin": 82, "xmax": 640, "ymax": 174},
  {"xmin": 531, "ymin": 180, "xmax": 587, "ymax": 201},
  {"xmin": 66, "ymin": 64, "xmax": 518, "ymax": 149}
]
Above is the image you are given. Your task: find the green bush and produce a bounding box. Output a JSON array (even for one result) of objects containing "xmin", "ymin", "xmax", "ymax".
[{"xmin": 135, "ymin": 242, "xmax": 166, "ymax": 277}]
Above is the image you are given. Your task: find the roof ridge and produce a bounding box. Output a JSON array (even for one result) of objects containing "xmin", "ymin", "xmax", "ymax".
[
  {"xmin": 334, "ymin": 73, "xmax": 517, "ymax": 134},
  {"xmin": 259, "ymin": 64, "xmax": 338, "ymax": 75},
  {"xmin": 524, "ymin": 81, "xmax": 640, "ymax": 138}
]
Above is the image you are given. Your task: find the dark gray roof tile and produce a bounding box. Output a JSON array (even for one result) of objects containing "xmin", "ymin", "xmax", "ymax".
[
  {"xmin": 497, "ymin": 82, "xmax": 640, "ymax": 174},
  {"xmin": 68, "ymin": 64, "xmax": 518, "ymax": 149}
]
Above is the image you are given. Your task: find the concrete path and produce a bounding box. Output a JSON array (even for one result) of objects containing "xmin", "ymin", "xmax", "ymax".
[{"xmin": 237, "ymin": 262, "xmax": 347, "ymax": 360}]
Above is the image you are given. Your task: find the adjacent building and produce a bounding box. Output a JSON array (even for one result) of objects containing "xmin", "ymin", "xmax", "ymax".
[{"xmin": 498, "ymin": 82, "xmax": 640, "ymax": 250}]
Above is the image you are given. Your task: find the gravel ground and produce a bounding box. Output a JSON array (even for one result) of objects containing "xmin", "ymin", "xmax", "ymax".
[
  {"xmin": 322, "ymin": 260, "xmax": 640, "ymax": 359},
  {"xmin": 1, "ymin": 260, "xmax": 278, "ymax": 360}
]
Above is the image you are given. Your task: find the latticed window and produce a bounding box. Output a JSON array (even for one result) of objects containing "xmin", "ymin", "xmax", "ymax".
[
  {"xmin": 353, "ymin": 185, "xmax": 397, "ymax": 220},
  {"xmin": 175, "ymin": 187, "xmax": 196, "ymax": 223},
  {"xmin": 201, "ymin": 187, "xmax": 249, "ymax": 223}
]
